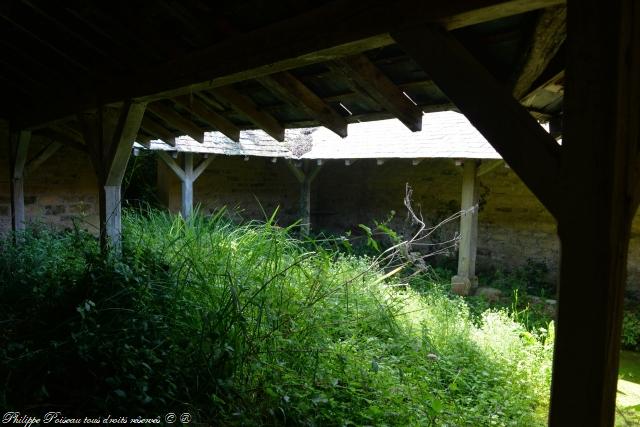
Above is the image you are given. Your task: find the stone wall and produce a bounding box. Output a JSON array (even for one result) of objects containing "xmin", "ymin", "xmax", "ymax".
[
  {"xmin": 158, "ymin": 155, "xmax": 300, "ymax": 224},
  {"xmin": 161, "ymin": 154, "xmax": 640, "ymax": 292},
  {"xmin": 2, "ymin": 137, "xmax": 640, "ymax": 293},
  {"xmin": 0, "ymin": 123, "xmax": 99, "ymax": 233}
]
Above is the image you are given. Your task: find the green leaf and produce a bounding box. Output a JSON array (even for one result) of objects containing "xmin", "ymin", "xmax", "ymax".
[{"xmin": 430, "ymin": 398, "xmax": 443, "ymax": 414}]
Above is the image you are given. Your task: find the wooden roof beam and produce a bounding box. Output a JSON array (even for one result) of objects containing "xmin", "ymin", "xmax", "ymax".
[
  {"xmin": 332, "ymin": 54, "xmax": 423, "ymax": 131},
  {"xmin": 147, "ymin": 102, "xmax": 205, "ymax": 143},
  {"xmin": 36, "ymin": 122, "xmax": 87, "ymax": 152},
  {"xmin": 35, "ymin": 129, "xmax": 86, "ymax": 152},
  {"xmin": 211, "ymin": 86, "xmax": 285, "ymax": 141},
  {"xmin": 19, "ymin": 0, "xmax": 564, "ymax": 128},
  {"xmin": 512, "ymin": 6, "xmax": 566, "ymax": 100},
  {"xmin": 393, "ymin": 24, "xmax": 562, "ymax": 218},
  {"xmin": 140, "ymin": 117, "xmax": 177, "ymax": 147},
  {"xmin": 25, "ymin": 141, "xmax": 62, "ymax": 176},
  {"xmin": 132, "ymin": 0, "xmax": 565, "ymax": 102},
  {"xmin": 173, "ymin": 95, "xmax": 240, "ymax": 142},
  {"xmin": 258, "ymin": 72, "xmax": 348, "ymax": 138},
  {"xmin": 521, "ymin": 70, "xmax": 565, "ymax": 110}
]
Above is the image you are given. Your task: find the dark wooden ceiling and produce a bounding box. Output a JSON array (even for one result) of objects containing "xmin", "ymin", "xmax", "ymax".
[{"xmin": 0, "ymin": 0, "xmax": 566, "ymax": 148}]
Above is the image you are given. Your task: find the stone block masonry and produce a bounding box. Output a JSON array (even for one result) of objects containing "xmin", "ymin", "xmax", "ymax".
[
  {"xmin": 163, "ymin": 155, "xmax": 640, "ymax": 293},
  {"xmin": 158, "ymin": 155, "xmax": 300, "ymax": 224},
  {"xmin": 3, "ymin": 134, "xmax": 640, "ymax": 294},
  {"xmin": 0, "ymin": 122, "xmax": 99, "ymax": 234}
]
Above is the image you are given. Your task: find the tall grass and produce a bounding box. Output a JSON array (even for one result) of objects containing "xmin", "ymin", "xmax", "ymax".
[{"xmin": 0, "ymin": 210, "xmax": 553, "ymax": 425}]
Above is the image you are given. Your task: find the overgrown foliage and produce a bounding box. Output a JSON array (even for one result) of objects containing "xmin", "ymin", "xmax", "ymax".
[
  {"xmin": 622, "ymin": 309, "xmax": 640, "ymax": 352},
  {"xmin": 1, "ymin": 211, "xmax": 553, "ymax": 425}
]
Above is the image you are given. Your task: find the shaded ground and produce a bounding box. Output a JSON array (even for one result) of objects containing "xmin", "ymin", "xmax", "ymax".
[{"xmin": 617, "ymin": 351, "xmax": 640, "ymax": 426}]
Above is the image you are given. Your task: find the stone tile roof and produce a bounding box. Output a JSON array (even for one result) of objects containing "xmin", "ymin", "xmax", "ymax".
[{"xmin": 139, "ymin": 111, "xmax": 502, "ymax": 160}]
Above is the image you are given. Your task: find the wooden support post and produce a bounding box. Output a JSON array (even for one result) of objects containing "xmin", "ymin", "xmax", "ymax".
[
  {"xmin": 181, "ymin": 153, "xmax": 194, "ymax": 218},
  {"xmin": 549, "ymin": 1, "xmax": 640, "ymax": 425},
  {"xmin": 158, "ymin": 151, "xmax": 214, "ymax": 219},
  {"xmin": 102, "ymin": 185, "xmax": 121, "ymax": 249},
  {"xmin": 9, "ymin": 130, "xmax": 31, "ymax": 231},
  {"xmin": 451, "ymin": 160, "xmax": 478, "ymax": 295},
  {"xmin": 300, "ymin": 176, "xmax": 312, "ymax": 237},
  {"xmin": 286, "ymin": 160, "xmax": 321, "ymax": 236},
  {"xmin": 78, "ymin": 101, "xmax": 146, "ymax": 253}
]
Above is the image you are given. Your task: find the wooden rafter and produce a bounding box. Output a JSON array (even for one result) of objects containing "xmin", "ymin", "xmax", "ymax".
[
  {"xmin": 312, "ymin": 64, "xmax": 380, "ymax": 110},
  {"xmin": 36, "ymin": 129, "xmax": 85, "ymax": 152},
  {"xmin": 38, "ymin": 123, "xmax": 87, "ymax": 152},
  {"xmin": 331, "ymin": 54, "xmax": 423, "ymax": 131},
  {"xmin": 0, "ymin": 11, "xmax": 88, "ymax": 72},
  {"xmin": 521, "ymin": 70, "xmax": 564, "ymax": 111},
  {"xmin": 173, "ymin": 95, "xmax": 240, "ymax": 142},
  {"xmin": 392, "ymin": 24, "xmax": 562, "ymax": 218},
  {"xmin": 19, "ymin": 0, "xmax": 564, "ymax": 128},
  {"xmin": 141, "ymin": 117, "xmax": 177, "ymax": 147},
  {"xmin": 258, "ymin": 72, "xmax": 348, "ymax": 138},
  {"xmin": 512, "ymin": 6, "xmax": 566, "ymax": 99},
  {"xmin": 136, "ymin": 132, "xmax": 153, "ymax": 147},
  {"xmin": 25, "ymin": 141, "xmax": 62, "ymax": 176},
  {"xmin": 134, "ymin": 0, "xmax": 565, "ymax": 102},
  {"xmin": 18, "ymin": 0, "xmax": 115, "ymax": 63},
  {"xmin": 148, "ymin": 102, "xmax": 205, "ymax": 143},
  {"xmin": 211, "ymin": 86, "xmax": 285, "ymax": 141}
]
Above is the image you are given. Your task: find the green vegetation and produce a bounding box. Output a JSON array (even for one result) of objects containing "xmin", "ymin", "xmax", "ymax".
[
  {"xmin": 617, "ymin": 351, "xmax": 640, "ymax": 426},
  {"xmin": 622, "ymin": 309, "xmax": 640, "ymax": 352},
  {"xmin": 1, "ymin": 211, "xmax": 554, "ymax": 425}
]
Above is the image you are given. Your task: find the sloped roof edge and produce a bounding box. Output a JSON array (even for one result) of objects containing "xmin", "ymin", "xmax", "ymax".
[{"xmin": 138, "ymin": 111, "xmax": 503, "ymax": 160}]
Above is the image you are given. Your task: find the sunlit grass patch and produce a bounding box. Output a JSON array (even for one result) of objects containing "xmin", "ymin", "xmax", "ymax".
[{"xmin": 1, "ymin": 209, "xmax": 554, "ymax": 426}]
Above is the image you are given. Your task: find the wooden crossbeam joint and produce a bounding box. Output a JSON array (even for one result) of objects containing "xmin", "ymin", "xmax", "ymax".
[
  {"xmin": 392, "ymin": 24, "xmax": 562, "ymax": 218},
  {"xmin": 77, "ymin": 101, "xmax": 146, "ymax": 252},
  {"xmin": 193, "ymin": 155, "xmax": 214, "ymax": 180}
]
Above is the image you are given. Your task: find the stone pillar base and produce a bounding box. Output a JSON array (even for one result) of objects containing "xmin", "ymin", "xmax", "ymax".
[{"xmin": 451, "ymin": 275, "xmax": 478, "ymax": 296}]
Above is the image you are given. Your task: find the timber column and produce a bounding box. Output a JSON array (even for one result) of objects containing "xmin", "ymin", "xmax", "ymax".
[
  {"xmin": 8, "ymin": 130, "xmax": 31, "ymax": 231},
  {"xmin": 158, "ymin": 151, "xmax": 214, "ymax": 219},
  {"xmin": 286, "ymin": 160, "xmax": 322, "ymax": 237},
  {"xmin": 78, "ymin": 101, "xmax": 146, "ymax": 253},
  {"xmin": 451, "ymin": 160, "xmax": 479, "ymax": 295}
]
